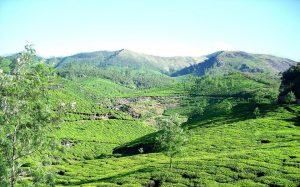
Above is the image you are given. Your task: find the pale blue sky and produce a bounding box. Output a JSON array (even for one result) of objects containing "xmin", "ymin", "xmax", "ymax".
[{"xmin": 0, "ymin": 0, "xmax": 299, "ymax": 60}]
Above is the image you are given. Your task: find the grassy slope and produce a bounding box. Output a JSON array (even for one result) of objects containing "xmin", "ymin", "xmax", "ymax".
[
  {"xmin": 172, "ymin": 51, "xmax": 296, "ymax": 77},
  {"xmin": 74, "ymin": 77, "xmax": 133, "ymax": 98},
  {"xmin": 49, "ymin": 77, "xmax": 133, "ymax": 113},
  {"xmin": 21, "ymin": 71, "xmax": 299, "ymax": 186},
  {"xmin": 54, "ymin": 103, "xmax": 300, "ymax": 187},
  {"xmin": 55, "ymin": 120, "xmax": 155, "ymax": 159}
]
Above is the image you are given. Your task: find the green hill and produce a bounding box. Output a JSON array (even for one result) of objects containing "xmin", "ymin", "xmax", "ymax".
[
  {"xmin": 46, "ymin": 49, "xmax": 203, "ymax": 75},
  {"xmin": 172, "ymin": 51, "xmax": 297, "ymax": 77}
]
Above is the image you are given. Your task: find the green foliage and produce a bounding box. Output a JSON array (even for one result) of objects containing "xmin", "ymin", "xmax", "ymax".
[
  {"xmin": 286, "ymin": 91, "xmax": 296, "ymax": 104},
  {"xmin": 281, "ymin": 63, "xmax": 300, "ymax": 86},
  {"xmin": 253, "ymin": 107, "xmax": 260, "ymax": 118},
  {"xmin": 0, "ymin": 155, "xmax": 8, "ymax": 186},
  {"xmin": 49, "ymin": 104, "xmax": 300, "ymax": 186},
  {"xmin": 58, "ymin": 65, "xmax": 176, "ymax": 89},
  {"xmin": 218, "ymin": 100, "xmax": 233, "ymax": 114},
  {"xmin": 0, "ymin": 45, "xmax": 61, "ymax": 186},
  {"xmin": 0, "ymin": 57, "xmax": 12, "ymax": 74},
  {"xmin": 55, "ymin": 120, "xmax": 155, "ymax": 158},
  {"xmin": 30, "ymin": 164, "xmax": 56, "ymax": 186},
  {"xmin": 280, "ymin": 62, "xmax": 300, "ymax": 99},
  {"xmin": 190, "ymin": 72, "xmax": 279, "ymax": 103},
  {"xmin": 156, "ymin": 114, "xmax": 187, "ymax": 168}
]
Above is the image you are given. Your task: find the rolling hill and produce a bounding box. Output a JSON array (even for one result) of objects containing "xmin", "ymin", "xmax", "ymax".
[
  {"xmin": 3, "ymin": 50, "xmax": 296, "ymax": 89},
  {"xmin": 46, "ymin": 49, "xmax": 203, "ymax": 75},
  {"xmin": 45, "ymin": 50, "xmax": 297, "ymax": 77},
  {"xmin": 171, "ymin": 51, "xmax": 296, "ymax": 77},
  {"xmin": 41, "ymin": 50, "xmax": 298, "ymax": 90},
  {"xmin": 4, "ymin": 50, "xmax": 297, "ymax": 79}
]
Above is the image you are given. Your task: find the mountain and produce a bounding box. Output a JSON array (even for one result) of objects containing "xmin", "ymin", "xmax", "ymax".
[
  {"xmin": 2, "ymin": 50, "xmax": 297, "ymax": 89},
  {"xmin": 46, "ymin": 49, "xmax": 204, "ymax": 74},
  {"xmin": 46, "ymin": 50, "xmax": 297, "ymax": 78},
  {"xmin": 171, "ymin": 51, "xmax": 297, "ymax": 77}
]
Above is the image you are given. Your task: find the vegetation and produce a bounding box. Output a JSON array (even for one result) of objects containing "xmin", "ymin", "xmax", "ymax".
[
  {"xmin": 51, "ymin": 103, "xmax": 300, "ymax": 186},
  {"xmin": 286, "ymin": 91, "xmax": 297, "ymax": 104},
  {"xmin": 279, "ymin": 63, "xmax": 300, "ymax": 102},
  {"xmin": 253, "ymin": 107, "xmax": 260, "ymax": 118},
  {"xmin": 172, "ymin": 51, "xmax": 296, "ymax": 77},
  {"xmin": 0, "ymin": 47, "xmax": 299, "ymax": 186},
  {"xmin": 156, "ymin": 114, "xmax": 187, "ymax": 168},
  {"xmin": 0, "ymin": 45, "xmax": 61, "ymax": 186}
]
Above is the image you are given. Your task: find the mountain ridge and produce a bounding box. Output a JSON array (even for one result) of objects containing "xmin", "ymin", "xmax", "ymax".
[
  {"xmin": 171, "ymin": 50, "xmax": 297, "ymax": 76},
  {"xmin": 3, "ymin": 49, "xmax": 297, "ymax": 77},
  {"xmin": 46, "ymin": 48, "xmax": 204, "ymax": 75}
]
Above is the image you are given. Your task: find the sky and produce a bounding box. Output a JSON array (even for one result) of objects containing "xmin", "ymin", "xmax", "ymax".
[{"xmin": 0, "ymin": 0, "xmax": 299, "ymax": 60}]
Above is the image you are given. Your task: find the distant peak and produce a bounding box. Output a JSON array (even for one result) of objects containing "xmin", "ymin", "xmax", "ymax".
[
  {"xmin": 114, "ymin": 49, "xmax": 126, "ymax": 56},
  {"xmin": 116, "ymin": 48, "xmax": 129, "ymax": 53},
  {"xmin": 205, "ymin": 51, "xmax": 225, "ymax": 58},
  {"xmin": 115, "ymin": 49, "xmax": 137, "ymax": 56}
]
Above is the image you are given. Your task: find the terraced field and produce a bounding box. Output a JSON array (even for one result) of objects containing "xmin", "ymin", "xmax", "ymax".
[{"xmin": 53, "ymin": 103, "xmax": 300, "ymax": 186}]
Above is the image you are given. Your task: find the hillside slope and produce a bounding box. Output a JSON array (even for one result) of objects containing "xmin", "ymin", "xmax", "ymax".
[
  {"xmin": 172, "ymin": 51, "xmax": 297, "ymax": 77},
  {"xmin": 46, "ymin": 49, "xmax": 203, "ymax": 74},
  {"xmin": 54, "ymin": 103, "xmax": 300, "ymax": 186}
]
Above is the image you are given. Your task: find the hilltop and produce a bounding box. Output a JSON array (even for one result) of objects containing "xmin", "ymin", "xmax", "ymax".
[
  {"xmin": 46, "ymin": 49, "xmax": 203, "ymax": 75},
  {"xmin": 172, "ymin": 51, "xmax": 296, "ymax": 77},
  {"xmin": 45, "ymin": 50, "xmax": 297, "ymax": 78}
]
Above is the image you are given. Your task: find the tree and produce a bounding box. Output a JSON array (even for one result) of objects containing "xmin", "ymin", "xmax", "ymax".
[
  {"xmin": 285, "ymin": 91, "xmax": 296, "ymax": 104},
  {"xmin": 279, "ymin": 63, "xmax": 300, "ymax": 103},
  {"xmin": 223, "ymin": 100, "xmax": 233, "ymax": 114},
  {"xmin": 253, "ymin": 107, "xmax": 260, "ymax": 118},
  {"xmin": 0, "ymin": 44, "xmax": 64, "ymax": 186},
  {"xmin": 156, "ymin": 114, "xmax": 187, "ymax": 169}
]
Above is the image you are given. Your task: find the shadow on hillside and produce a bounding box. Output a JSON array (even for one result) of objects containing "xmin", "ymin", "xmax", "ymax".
[
  {"xmin": 282, "ymin": 105, "xmax": 300, "ymax": 126},
  {"xmin": 283, "ymin": 115, "xmax": 300, "ymax": 126},
  {"xmin": 185, "ymin": 102, "xmax": 279, "ymax": 130},
  {"xmin": 112, "ymin": 102, "xmax": 291, "ymax": 157},
  {"xmin": 112, "ymin": 131, "xmax": 159, "ymax": 156}
]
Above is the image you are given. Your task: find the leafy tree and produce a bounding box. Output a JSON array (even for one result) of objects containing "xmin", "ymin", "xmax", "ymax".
[
  {"xmin": 285, "ymin": 91, "xmax": 296, "ymax": 104},
  {"xmin": 253, "ymin": 107, "xmax": 260, "ymax": 118},
  {"xmin": 156, "ymin": 114, "xmax": 187, "ymax": 169},
  {"xmin": 279, "ymin": 63, "xmax": 300, "ymax": 101},
  {"xmin": 223, "ymin": 100, "xmax": 233, "ymax": 114},
  {"xmin": 0, "ymin": 45, "xmax": 64, "ymax": 186}
]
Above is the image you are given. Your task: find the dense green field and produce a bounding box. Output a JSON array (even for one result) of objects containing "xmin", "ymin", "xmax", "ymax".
[
  {"xmin": 55, "ymin": 120, "xmax": 155, "ymax": 159},
  {"xmin": 38, "ymin": 71, "xmax": 299, "ymax": 186},
  {"xmin": 52, "ymin": 103, "xmax": 300, "ymax": 186}
]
